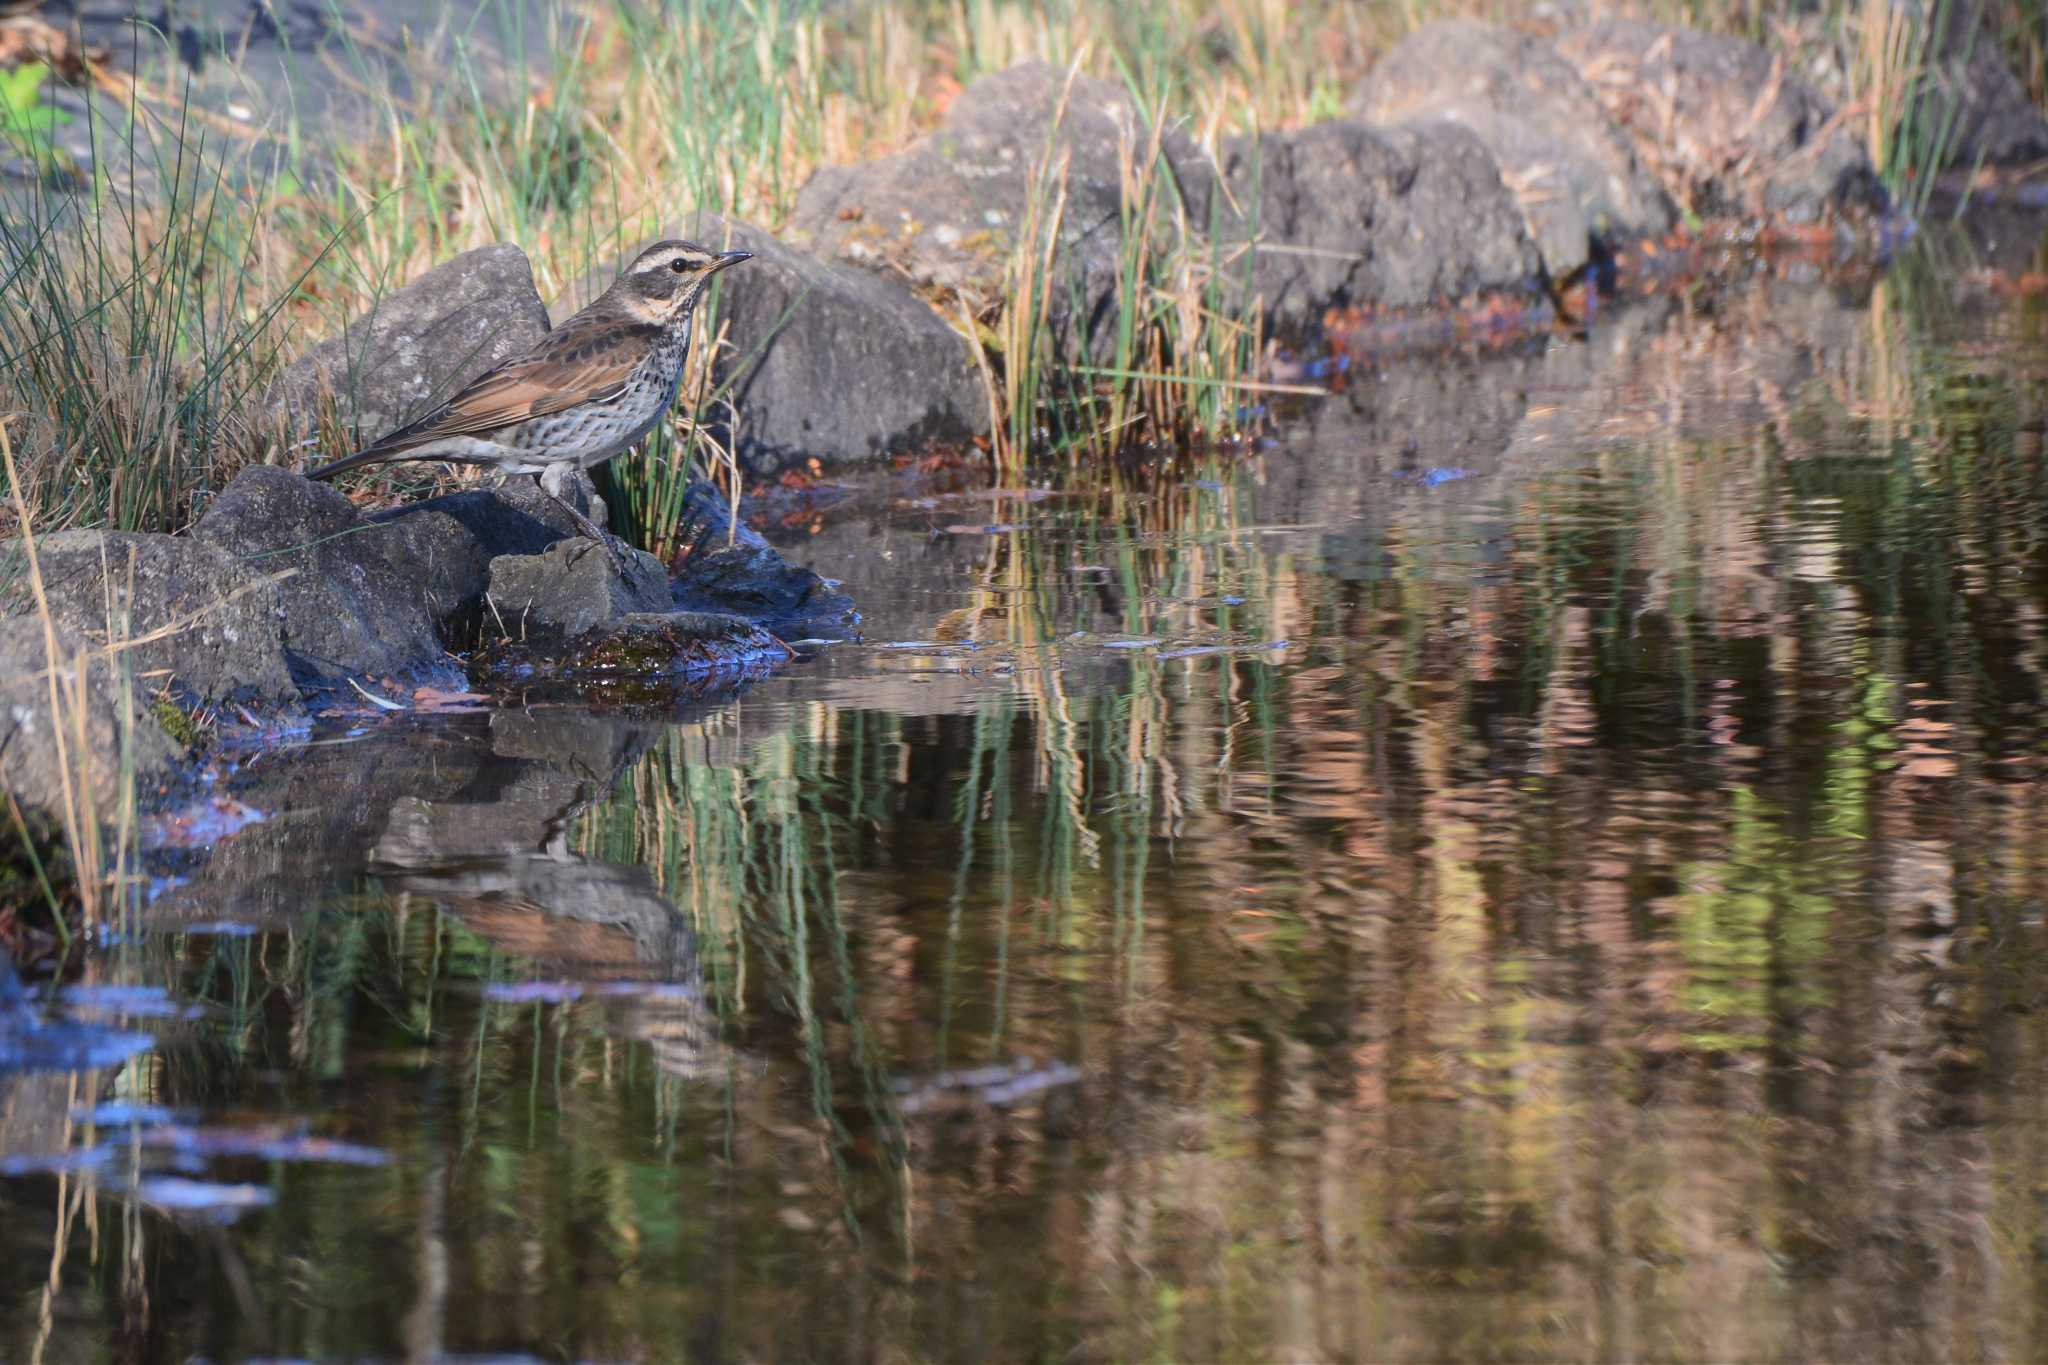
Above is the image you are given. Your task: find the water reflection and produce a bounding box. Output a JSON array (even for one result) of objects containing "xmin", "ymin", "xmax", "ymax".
[{"xmin": 6, "ymin": 232, "xmax": 2048, "ymax": 1361}]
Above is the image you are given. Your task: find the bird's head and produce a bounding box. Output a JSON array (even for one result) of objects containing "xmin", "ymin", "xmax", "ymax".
[{"xmin": 611, "ymin": 239, "xmax": 752, "ymax": 324}]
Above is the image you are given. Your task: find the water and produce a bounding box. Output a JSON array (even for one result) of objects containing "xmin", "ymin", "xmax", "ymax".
[{"xmin": 7, "ymin": 239, "xmax": 2048, "ymax": 1361}]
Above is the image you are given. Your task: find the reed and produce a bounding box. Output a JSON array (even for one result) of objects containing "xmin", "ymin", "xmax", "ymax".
[
  {"xmin": 0, "ymin": 95, "xmax": 309, "ymax": 536},
  {"xmin": 1854, "ymin": 0, "xmax": 1968, "ymax": 219}
]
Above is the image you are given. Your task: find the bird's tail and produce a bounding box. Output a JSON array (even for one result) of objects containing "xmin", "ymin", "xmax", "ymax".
[{"xmin": 303, "ymin": 444, "xmax": 411, "ymax": 482}]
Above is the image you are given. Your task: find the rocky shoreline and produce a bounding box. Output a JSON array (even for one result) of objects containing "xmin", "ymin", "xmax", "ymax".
[
  {"xmin": 271, "ymin": 19, "xmax": 2048, "ymax": 477},
  {"xmin": 3, "ymin": 11, "xmax": 2047, "ymax": 831},
  {"xmin": 0, "ymin": 463, "xmax": 853, "ymax": 819}
]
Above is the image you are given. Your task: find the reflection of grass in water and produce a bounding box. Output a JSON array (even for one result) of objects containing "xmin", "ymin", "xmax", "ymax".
[{"xmin": 1673, "ymin": 783, "xmax": 1843, "ymax": 1053}]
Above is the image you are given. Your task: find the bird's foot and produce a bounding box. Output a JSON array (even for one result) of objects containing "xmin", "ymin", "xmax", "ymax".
[
  {"xmin": 566, "ymin": 528, "xmax": 634, "ymax": 578},
  {"xmin": 597, "ymin": 531, "xmax": 634, "ymax": 579},
  {"xmin": 537, "ymin": 476, "xmax": 635, "ymax": 579}
]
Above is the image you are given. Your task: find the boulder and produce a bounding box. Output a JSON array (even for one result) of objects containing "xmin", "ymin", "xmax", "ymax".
[
  {"xmin": 1555, "ymin": 22, "xmax": 1887, "ymax": 223},
  {"xmin": 271, "ymin": 242, "xmax": 551, "ymax": 445},
  {"xmin": 191, "ymin": 465, "xmax": 475, "ymax": 684},
  {"xmin": 791, "ymin": 61, "xmax": 1215, "ymax": 352},
  {"xmin": 0, "ymin": 618, "xmax": 177, "ymax": 817},
  {"xmin": 683, "ymin": 214, "xmax": 985, "ymax": 471},
  {"xmin": 0, "ymin": 530, "xmax": 297, "ymax": 704},
  {"xmin": 1352, "ymin": 20, "xmax": 1674, "ymax": 277},
  {"xmin": 556, "ymin": 216, "xmax": 988, "ymax": 473},
  {"xmin": 1221, "ymin": 119, "xmax": 1544, "ymax": 333},
  {"xmin": 484, "ymin": 538, "xmax": 671, "ymax": 645},
  {"xmin": 670, "ymin": 481, "xmax": 857, "ymax": 630}
]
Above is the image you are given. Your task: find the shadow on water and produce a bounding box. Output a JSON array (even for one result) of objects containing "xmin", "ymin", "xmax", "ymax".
[{"xmin": 7, "ymin": 223, "xmax": 2048, "ymax": 1360}]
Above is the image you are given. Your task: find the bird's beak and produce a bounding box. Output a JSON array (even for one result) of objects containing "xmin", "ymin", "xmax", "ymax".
[{"xmin": 713, "ymin": 251, "xmax": 753, "ymax": 272}]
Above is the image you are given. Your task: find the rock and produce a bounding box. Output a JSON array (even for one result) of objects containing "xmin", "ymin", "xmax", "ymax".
[
  {"xmin": 1352, "ymin": 20, "xmax": 1674, "ymax": 277},
  {"xmin": 589, "ymin": 215, "xmax": 988, "ymax": 473},
  {"xmin": 471, "ymin": 610, "xmax": 793, "ymax": 704},
  {"xmin": 272, "ymin": 242, "xmax": 550, "ymax": 445},
  {"xmin": 670, "ymin": 481, "xmax": 857, "ymax": 630},
  {"xmin": 484, "ymin": 538, "xmax": 671, "ymax": 644},
  {"xmin": 379, "ymin": 469, "xmax": 608, "ymax": 562},
  {"xmin": 0, "ymin": 530, "xmax": 297, "ymax": 704},
  {"xmin": 1555, "ymin": 22, "xmax": 1886, "ymax": 223},
  {"xmin": 1925, "ymin": 0, "xmax": 2048, "ymax": 167},
  {"xmin": 191, "ymin": 465, "xmax": 475, "ymax": 685},
  {"xmin": 0, "ymin": 618, "xmax": 177, "ymax": 817},
  {"xmin": 1221, "ymin": 119, "xmax": 1544, "ymax": 333},
  {"xmin": 791, "ymin": 61, "xmax": 1215, "ymax": 353}
]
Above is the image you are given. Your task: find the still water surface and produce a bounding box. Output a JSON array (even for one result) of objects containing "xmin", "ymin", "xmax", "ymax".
[{"xmin": 5, "ymin": 241, "xmax": 2048, "ymax": 1362}]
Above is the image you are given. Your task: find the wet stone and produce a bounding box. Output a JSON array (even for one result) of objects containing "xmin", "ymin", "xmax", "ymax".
[
  {"xmin": 0, "ymin": 618, "xmax": 179, "ymax": 819},
  {"xmin": 1221, "ymin": 118, "xmax": 1545, "ymax": 334},
  {"xmin": 1351, "ymin": 19, "xmax": 1675, "ymax": 277},
  {"xmin": 1556, "ymin": 21, "xmax": 1886, "ymax": 224},
  {"xmin": 791, "ymin": 61, "xmax": 1215, "ymax": 357},
  {"xmin": 671, "ymin": 481, "xmax": 857, "ymax": 633},
  {"xmin": 191, "ymin": 465, "xmax": 470, "ymax": 687},
  {"xmin": 483, "ymin": 538, "xmax": 671, "ymax": 646}
]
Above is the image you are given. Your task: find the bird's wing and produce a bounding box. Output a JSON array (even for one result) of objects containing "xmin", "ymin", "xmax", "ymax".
[{"xmin": 357, "ymin": 316, "xmax": 662, "ymax": 455}]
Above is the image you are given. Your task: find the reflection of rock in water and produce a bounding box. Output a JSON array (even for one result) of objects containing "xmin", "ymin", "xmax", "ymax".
[
  {"xmin": 373, "ymin": 803, "xmax": 695, "ymax": 983},
  {"xmin": 365, "ymin": 709, "xmax": 732, "ymax": 1082},
  {"xmin": 153, "ymin": 697, "xmax": 746, "ymax": 925}
]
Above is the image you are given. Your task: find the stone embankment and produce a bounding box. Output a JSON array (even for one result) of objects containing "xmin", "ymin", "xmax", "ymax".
[
  {"xmin": 0, "ymin": 456, "xmax": 851, "ymax": 814},
  {"xmin": 2, "ymin": 13, "xmax": 2045, "ymax": 821}
]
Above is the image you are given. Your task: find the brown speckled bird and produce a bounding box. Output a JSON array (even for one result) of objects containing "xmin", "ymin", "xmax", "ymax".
[{"xmin": 306, "ymin": 239, "xmax": 752, "ymax": 564}]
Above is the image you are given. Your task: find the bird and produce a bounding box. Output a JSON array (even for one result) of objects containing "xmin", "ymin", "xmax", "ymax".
[{"xmin": 305, "ymin": 239, "xmax": 753, "ymax": 569}]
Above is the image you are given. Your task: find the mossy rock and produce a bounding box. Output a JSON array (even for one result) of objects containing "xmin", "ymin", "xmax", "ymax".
[
  {"xmin": 150, "ymin": 694, "xmax": 206, "ymax": 750},
  {"xmin": 470, "ymin": 610, "xmax": 791, "ymax": 705}
]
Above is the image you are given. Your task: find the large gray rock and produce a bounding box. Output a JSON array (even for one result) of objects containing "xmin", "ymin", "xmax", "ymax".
[
  {"xmin": 1352, "ymin": 20, "xmax": 1674, "ymax": 277},
  {"xmin": 0, "ymin": 530, "xmax": 296, "ymax": 704},
  {"xmin": 557, "ymin": 216, "xmax": 988, "ymax": 472},
  {"xmin": 0, "ymin": 618, "xmax": 177, "ymax": 817},
  {"xmin": 791, "ymin": 61, "xmax": 1215, "ymax": 354},
  {"xmin": 272, "ymin": 242, "xmax": 550, "ymax": 446},
  {"xmin": 1221, "ymin": 119, "xmax": 1544, "ymax": 333},
  {"xmin": 484, "ymin": 538, "xmax": 671, "ymax": 644},
  {"xmin": 1556, "ymin": 22, "xmax": 1886, "ymax": 223},
  {"xmin": 192, "ymin": 465, "xmax": 484, "ymax": 683},
  {"xmin": 692, "ymin": 213, "xmax": 987, "ymax": 470}
]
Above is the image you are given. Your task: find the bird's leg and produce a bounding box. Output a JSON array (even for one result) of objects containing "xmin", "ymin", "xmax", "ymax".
[{"xmin": 534, "ymin": 470, "xmax": 631, "ymax": 576}]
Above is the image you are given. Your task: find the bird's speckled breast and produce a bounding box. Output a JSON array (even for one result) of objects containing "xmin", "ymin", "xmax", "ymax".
[{"xmin": 511, "ymin": 317, "xmax": 694, "ymax": 469}]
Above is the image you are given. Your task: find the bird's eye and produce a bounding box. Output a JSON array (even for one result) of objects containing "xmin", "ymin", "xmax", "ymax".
[{"xmin": 670, "ymin": 259, "xmax": 690, "ymax": 274}]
